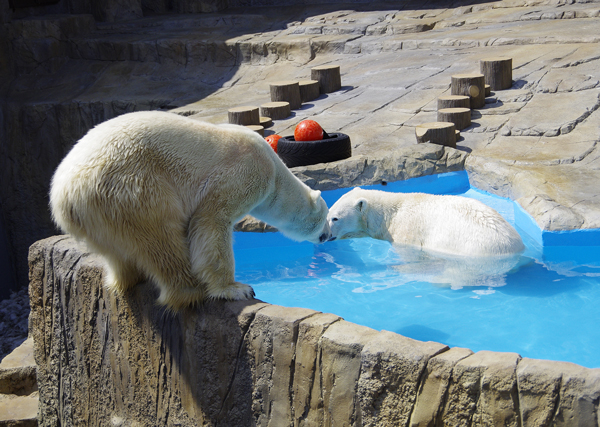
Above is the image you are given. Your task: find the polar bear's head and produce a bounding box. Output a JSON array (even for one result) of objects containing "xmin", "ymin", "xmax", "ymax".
[
  {"xmin": 275, "ymin": 188, "xmax": 331, "ymax": 244},
  {"xmin": 327, "ymin": 188, "xmax": 370, "ymax": 241},
  {"xmin": 268, "ymin": 187, "xmax": 331, "ymax": 243},
  {"xmin": 305, "ymin": 190, "xmax": 331, "ymax": 244}
]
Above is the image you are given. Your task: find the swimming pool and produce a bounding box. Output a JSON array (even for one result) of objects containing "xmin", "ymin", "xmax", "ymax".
[{"xmin": 233, "ymin": 171, "xmax": 600, "ymax": 368}]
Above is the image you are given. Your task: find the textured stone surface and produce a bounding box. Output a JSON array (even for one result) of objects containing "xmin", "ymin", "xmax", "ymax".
[
  {"xmin": 29, "ymin": 236, "xmax": 600, "ymax": 426},
  {"xmin": 29, "ymin": 236, "xmax": 268, "ymax": 426},
  {"xmin": 441, "ymin": 351, "xmax": 522, "ymax": 427},
  {"xmin": 409, "ymin": 347, "xmax": 474, "ymax": 427},
  {"xmin": 358, "ymin": 331, "xmax": 448, "ymax": 427}
]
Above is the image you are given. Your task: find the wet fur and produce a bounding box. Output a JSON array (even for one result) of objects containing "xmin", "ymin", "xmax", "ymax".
[{"xmin": 328, "ymin": 188, "xmax": 524, "ymax": 256}]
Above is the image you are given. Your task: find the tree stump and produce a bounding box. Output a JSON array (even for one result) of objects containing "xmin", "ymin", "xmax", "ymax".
[
  {"xmin": 480, "ymin": 57, "xmax": 512, "ymax": 91},
  {"xmin": 437, "ymin": 95, "xmax": 470, "ymax": 110},
  {"xmin": 451, "ymin": 74, "xmax": 485, "ymax": 109},
  {"xmin": 260, "ymin": 102, "xmax": 291, "ymax": 120},
  {"xmin": 228, "ymin": 106, "xmax": 260, "ymax": 126},
  {"xmin": 311, "ymin": 65, "xmax": 341, "ymax": 94},
  {"xmin": 415, "ymin": 122, "xmax": 456, "ymax": 148},
  {"xmin": 246, "ymin": 125, "xmax": 264, "ymax": 136},
  {"xmin": 299, "ymin": 80, "xmax": 320, "ymax": 103},
  {"xmin": 270, "ymin": 81, "xmax": 302, "ymax": 110},
  {"xmin": 437, "ymin": 108, "xmax": 471, "ymax": 130},
  {"xmin": 260, "ymin": 116, "xmax": 272, "ymax": 128},
  {"xmin": 485, "ymin": 84, "xmax": 491, "ymax": 97}
]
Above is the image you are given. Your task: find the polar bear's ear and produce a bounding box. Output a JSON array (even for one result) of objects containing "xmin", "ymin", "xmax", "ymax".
[
  {"xmin": 310, "ymin": 190, "xmax": 322, "ymax": 205},
  {"xmin": 356, "ymin": 198, "xmax": 367, "ymax": 212}
]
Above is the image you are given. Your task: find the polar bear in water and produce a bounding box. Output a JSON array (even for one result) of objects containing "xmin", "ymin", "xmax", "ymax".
[
  {"xmin": 327, "ymin": 187, "xmax": 524, "ymax": 256},
  {"xmin": 326, "ymin": 188, "xmax": 526, "ymax": 290}
]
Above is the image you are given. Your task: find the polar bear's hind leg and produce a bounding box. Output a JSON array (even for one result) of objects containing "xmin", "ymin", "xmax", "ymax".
[
  {"xmin": 125, "ymin": 221, "xmax": 206, "ymax": 310},
  {"xmin": 102, "ymin": 253, "xmax": 144, "ymax": 295}
]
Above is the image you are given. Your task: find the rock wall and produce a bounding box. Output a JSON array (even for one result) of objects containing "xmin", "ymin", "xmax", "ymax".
[
  {"xmin": 29, "ymin": 236, "xmax": 600, "ymax": 426},
  {"xmin": 6, "ymin": 0, "xmax": 230, "ymax": 23}
]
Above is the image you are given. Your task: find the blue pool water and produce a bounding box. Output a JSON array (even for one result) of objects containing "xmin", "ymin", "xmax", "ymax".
[{"xmin": 233, "ymin": 172, "xmax": 600, "ymax": 368}]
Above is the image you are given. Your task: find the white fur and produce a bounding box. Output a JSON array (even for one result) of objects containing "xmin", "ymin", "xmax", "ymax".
[
  {"xmin": 327, "ymin": 187, "xmax": 524, "ymax": 256},
  {"xmin": 50, "ymin": 111, "xmax": 330, "ymax": 310}
]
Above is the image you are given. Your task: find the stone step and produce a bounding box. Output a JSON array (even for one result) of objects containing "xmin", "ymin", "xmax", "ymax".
[
  {"xmin": 0, "ymin": 392, "xmax": 38, "ymax": 427},
  {"xmin": 0, "ymin": 338, "xmax": 38, "ymax": 426},
  {"xmin": 0, "ymin": 338, "xmax": 37, "ymax": 396},
  {"xmin": 9, "ymin": 1, "xmax": 600, "ymax": 75}
]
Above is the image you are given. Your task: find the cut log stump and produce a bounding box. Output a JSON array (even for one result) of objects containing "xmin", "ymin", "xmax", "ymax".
[
  {"xmin": 246, "ymin": 125, "xmax": 264, "ymax": 136},
  {"xmin": 437, "ymin": 95, "xmax": 470, "ymax": 110},
  {"xmin": 299, "ymin": 80, "xmax": 320, "ymax": 102},
  {"xmin": 485, "ymin": 84, "xmax": 491, "ymax": 97},
  {"xmin": 260, "ymin": 116, "xmax": 272, "ymax": 128},
  {"xmin": 480, "ymin": 57, "xmax": 512, "ymax": 91},
  {"xmin": 270, "ymin": 81, "xmax": 301, "ymax": 110},
  {"xmin": 451, "ymin": 73, "xmax": 485, "ymax": 109},
  {"xmin": 415, "ymin": 122, "xmax": 457, "ymax": 148},
  {"xmin": 260, "ymin": 101, "xmax": 291, "ymax": 120},
  {"xmin": 311, "ymin": 65, "xmax": 341, "ymax": 94},
  {"xmin": 437, "ymin": 107, "xmax": 471, "ymax": 130},
  {"xmin": 228, "ymin": 106, "xmax": 260, "ymax": 126}
]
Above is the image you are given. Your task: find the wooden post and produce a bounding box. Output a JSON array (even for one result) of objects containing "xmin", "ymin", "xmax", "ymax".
[
  {"xmin": 480, "ymin": 57, "xmax": 512, "ymax": 91},
  {"xmin": 485, "ymin": 84, "xmax": 491, "ymax": 97},
  {"xmin": 228, "ymin": 106, "xmax": 259, "ymax": 125},
  {"xmin": 451, "ymin": 74, "xmax": 485, "ymax": 109},
  {"xmin": 299, "ymin": 80, "xmax": 320, "ymax": 102},
  {"xmin": 437, "ymin": 108, "xmax": 471, "ymax": 130},
  {"xmin": 260, "ymin": 101, "xmax": 291, "ymax": 120},
  {"xmin": 311, "ymin": 65, "xmax": 341, "ymax": 94},
  {"xmin": 260, "ymin": 116, "xmax": 272, "ymax": 128},
  {"xmin": 246, "ymin": 125, "xmax": 264, "ymax": 136},
  {"xmin": 437, "ymin": 95, "xmax": 470, "ymax": 110},
  {"xmin": 270, "ymin": 81, "xmax": 302, "ymax": 110},
  {"xmin": 415, "ymin": 122, "xmax": 457, "ymax": 148}
]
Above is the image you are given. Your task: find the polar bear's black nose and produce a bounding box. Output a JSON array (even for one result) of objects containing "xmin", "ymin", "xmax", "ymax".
[{"xmin": 319, "ymin": 233, "xmax": 330, "ymax": 243}]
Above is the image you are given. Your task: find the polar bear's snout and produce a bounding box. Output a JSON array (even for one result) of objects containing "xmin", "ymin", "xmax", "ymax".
[{"xmin": 316, "ymin": 220, "xmax": 332, "ymax": 243}]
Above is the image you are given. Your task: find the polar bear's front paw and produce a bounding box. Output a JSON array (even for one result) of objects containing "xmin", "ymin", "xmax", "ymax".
[{"xmin": 207, "ymin": 282, "xmax": 255, "ymax": 301}]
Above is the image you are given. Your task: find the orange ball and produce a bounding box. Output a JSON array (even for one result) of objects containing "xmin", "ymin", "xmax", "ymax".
[
  {"xmin": 294, "ymin": 120, "xmax": 323, "ymax": 141},
  {"xmin": 265, "ymin": 134, "xmax": 282, "ymax": 153}
]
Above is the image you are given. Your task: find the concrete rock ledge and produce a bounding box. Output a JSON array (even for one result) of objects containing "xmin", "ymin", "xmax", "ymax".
[
  {"xmin": 29, "ymin": 236, "xmax": 600, "ymax": 426},
  {"xmin": 292, "ymin": 143, "xmax": 467, "ymax": 192}
]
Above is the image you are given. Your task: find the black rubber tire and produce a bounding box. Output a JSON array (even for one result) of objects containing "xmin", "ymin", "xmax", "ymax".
[{"xmin": 277, "ymin": 132, "xmax": 352, "ymax": 168}]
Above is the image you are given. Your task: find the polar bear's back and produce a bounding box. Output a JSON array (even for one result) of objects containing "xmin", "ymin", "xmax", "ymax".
[
  {"xmin": 391, "ymin": 193, "xmax": 524, "ymax": 256},
  {"xmin": 49, "ymin": 111, "xmax": 275, "ymax": 238},
  {"xmin": 56, "ymin": 111, "xmax": 269, "ymax": 183}
]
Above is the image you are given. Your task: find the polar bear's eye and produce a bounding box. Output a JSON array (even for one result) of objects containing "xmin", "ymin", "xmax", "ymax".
[{"xmin": 331, "ymin": 217, "xmax": 338, "ymax": 222}]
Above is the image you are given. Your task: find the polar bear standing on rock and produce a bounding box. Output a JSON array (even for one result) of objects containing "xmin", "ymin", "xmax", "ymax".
[
  {"xmin": 50, "ymin": 111, "xmax": 330, "ymax": 310},
  {"xmin": 327, "ymin": 188, "xmax": 524, "ymax": 256}
]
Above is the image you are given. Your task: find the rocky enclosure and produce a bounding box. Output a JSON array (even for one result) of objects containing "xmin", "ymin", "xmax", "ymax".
[{"xmin": 29, "ymin": 236, "xmax": 600, "ymax": 426}]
